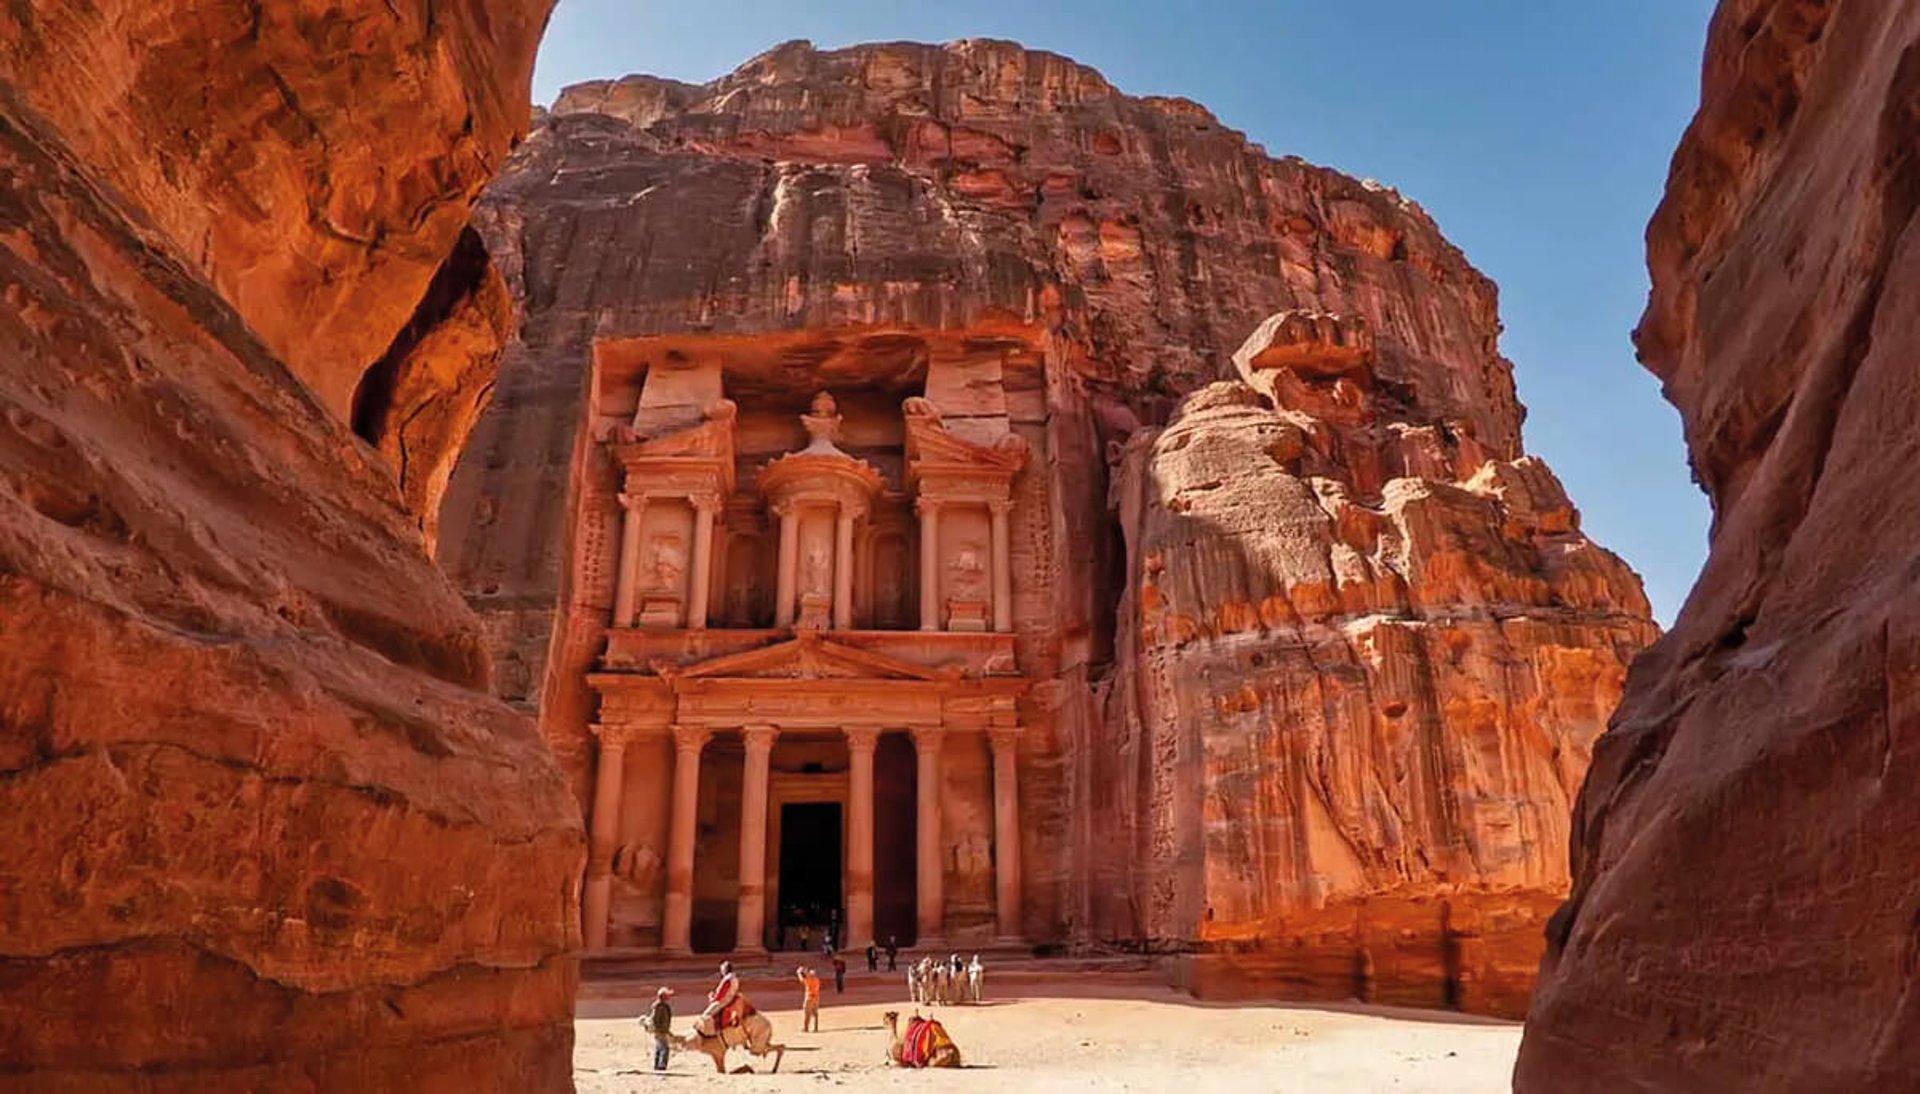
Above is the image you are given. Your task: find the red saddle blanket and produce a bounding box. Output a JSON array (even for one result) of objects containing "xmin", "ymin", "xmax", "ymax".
[{"xmin": 900, "ymin": 1016, "xmax": 952, "ymax": 1068}]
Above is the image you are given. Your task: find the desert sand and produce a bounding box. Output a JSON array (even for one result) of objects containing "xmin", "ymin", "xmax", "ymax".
[{"xmin": 575, "ymin": 969, "xmax": 1518, "ymax": 1092}]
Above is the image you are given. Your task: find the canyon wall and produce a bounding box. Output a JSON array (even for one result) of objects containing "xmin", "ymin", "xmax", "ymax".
[
  {"xmin": 1520, "ymin": 1, "xmax": 1920, "ymax": 1087},
  {"xmin": 0, "ymin": 2, "xmax": 581, "ymax": 1089},
  {"xmin": 442, "ymin": 38, "xmax": 1655, "ymax": 1014}
]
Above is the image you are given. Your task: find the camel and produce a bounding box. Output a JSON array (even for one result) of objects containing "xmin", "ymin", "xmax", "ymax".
[
  {"xmin": 884, "ymin": 1010, "xmax": 962, "ymax": 1068},
  {"xmin": 678, "ymin": 1011, "xmax": 786, "ymax": 1074}
]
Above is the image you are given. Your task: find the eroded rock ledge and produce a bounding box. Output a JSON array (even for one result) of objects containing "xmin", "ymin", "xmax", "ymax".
[
  {"xmin": 1520, "ymin": 3, "xmax": 1920, "ymax": 1088},
  {"xmin": 0, "ymin": 1, "xmax": 578, "ymax": 1088}
]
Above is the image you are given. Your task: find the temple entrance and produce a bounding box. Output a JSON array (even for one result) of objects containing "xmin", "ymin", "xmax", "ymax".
[{"xmin": 777, "ymin": 802, "xmax": 842, "ymax": 948}]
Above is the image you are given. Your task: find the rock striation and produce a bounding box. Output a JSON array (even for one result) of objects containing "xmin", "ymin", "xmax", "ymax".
[
  {"xmin": 1520, "ymin": 2, "xmax": 1920, "ymax": 1087},
  {"xmin": 0, "ymin": 1, "xmax": 579, "ymax": 1088},
  {"xmin": 442, "ymin": 38, "xmax": 1655, "ymax": 1016}
]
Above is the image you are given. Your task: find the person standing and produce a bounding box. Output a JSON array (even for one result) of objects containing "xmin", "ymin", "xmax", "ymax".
[
  {"xmin": 968, "ymin": 954, "xmax": 984, "ymax": 1004},
  {"xmin": 646, "ymin": 986, "xmax": 674, "ymax": 1072},
  {"xmin": 797, "ymin": 966, "xmax": 821, "ymax": 1032},
  {"xmin": 799, "ymin": 924, "xmax": 812, "ymax": 953},
  {"xmin": 885, "ymin": 936, "xmax": 898, "ymax": 972},
  {"xmin": 865, "ymin": 942, "xmax": 879, "ymax": 972},
  {"xmin": 832, "ymin": 953, "xmax": 847, "ymax": 995}
]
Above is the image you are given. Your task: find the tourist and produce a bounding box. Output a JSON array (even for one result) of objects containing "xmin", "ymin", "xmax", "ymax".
[
  {"xmin": 646, "ymin": 986, "xmax": 674, "ymax": 1071},
  {"xmin": 949, "ymin": 953, "xmax": 964, "ymax": 1004},
  {"xmin": 865, "ymin": 942, "xmax": 879, "ymax": 972},
  {"xmin": 832, "ymin": 952, "xmax": 847, "ymax": 994},
  {"xmin": 885, "ymin": 936, "xmax": 898, "ymax": 971},
  {"xmin": 968, "ymin": 954, "xmax": 984, "ymax": 1003},
  {"xmin": 799, "ymin": 924, "xmax": 812, "ymax": 952},
  {"xmin": 798, "ymin": 966, "xmax": 821, "ymax": 1032},
  {"xmin": 698, "ymin": 961, "xmax": 740, "ymax": 1036}
]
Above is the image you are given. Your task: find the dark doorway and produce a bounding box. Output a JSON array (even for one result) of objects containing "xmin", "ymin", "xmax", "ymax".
[{"xmin": 778, "ymin": 803, "xmax": 843, "ymax": 946}]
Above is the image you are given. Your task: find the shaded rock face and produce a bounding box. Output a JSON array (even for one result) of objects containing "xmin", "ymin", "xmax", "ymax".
[
  {"xmin": 443, "ymin": 38, "xmax": 1653, "ymax": 1015},
  {"xmin": 0, "ymin": 1, "xmax": 579, "ymax": 1089},
  {"xmin": 1520, "ymin": 2, "xmax": 1920, "ymax": 1087}
]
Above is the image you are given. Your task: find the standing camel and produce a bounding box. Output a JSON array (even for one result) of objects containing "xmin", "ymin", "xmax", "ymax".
[{"xmin": 883, "ymin": 1011, "xmax": 962, "ymax": 1068}]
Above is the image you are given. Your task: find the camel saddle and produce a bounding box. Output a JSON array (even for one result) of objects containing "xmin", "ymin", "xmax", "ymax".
[
  {"xmin": 900, "ymin": 1016, "xmax": 953, "ymax": 1068},
  {"xmin": 696, "ymin": 996, "xmax": 756, "ymax": 1038}
]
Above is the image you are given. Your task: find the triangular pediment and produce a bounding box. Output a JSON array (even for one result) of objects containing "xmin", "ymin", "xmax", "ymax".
[{"xmin": 672, "ymin": 634, "xmax": 948, "ymax": 682}]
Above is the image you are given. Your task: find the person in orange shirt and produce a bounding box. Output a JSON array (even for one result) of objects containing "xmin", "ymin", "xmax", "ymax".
[{"xmin": 797, "ymin": 965, "xmax": 822, "ymax": 1032}]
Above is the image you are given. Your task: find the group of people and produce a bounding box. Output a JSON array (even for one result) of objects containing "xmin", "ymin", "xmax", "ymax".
[
  {"xmin": 907, "ymin": 953, "xmax": 985, "ymax": 1006},
  {"xmin": 640, "ymin": 947, "xmax": 986, "ymax": 1073}
]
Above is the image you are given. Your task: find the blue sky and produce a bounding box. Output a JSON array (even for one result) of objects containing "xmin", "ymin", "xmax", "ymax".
[{"xmin": 534, "ymin": 1, "xmax": 1717, "ymax": 624}]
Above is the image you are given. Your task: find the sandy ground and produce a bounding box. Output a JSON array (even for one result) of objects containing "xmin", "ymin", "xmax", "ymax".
[{"xmin": 575, "ymin": 970, "xmax": 1519, "ymax": 1092}]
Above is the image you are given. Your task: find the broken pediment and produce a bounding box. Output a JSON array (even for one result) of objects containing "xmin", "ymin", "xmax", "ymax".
[{"xmin": 903, "ymin": 396, "xmax": 1029, "ymax": 489}]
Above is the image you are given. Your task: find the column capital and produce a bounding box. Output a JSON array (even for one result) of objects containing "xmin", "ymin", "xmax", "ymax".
[
  {"xmin": 914, "ymin": 496, "xmax": 944, "ymax": 518},
  {"xmin": 988, "ymin": 725, "xmax": 1022, "ymax": 753},
  {"xmin": 671, "ymin": 724, "xmax": 713, "ymax": 753},
  {"xmin": 987, "ymin": 498, "xmax": 1014, "ymax": 516},
  {"xmin": 843, "ymin": 726, "xmax": 883, "ymax": 752},
  {"xmin": 618, "ymin": 491, "xmax": 649, "ymax": 512},
  {"xmin": 909, "ymin": 724, "xmax": 946, "ymax": 750},
  {"xmin": 690, "ymin": 491, "xmax": 724, "ymax": 514},
  {"xmin": 591, "ymin": 722, "xmax": 639, "ymax": 749},
  {"xmin": 772, "ymin": 499, "xmax": 797, "ymax": 519},
  {"xmin": 741, "ymin": 723, "xmax": 780, "ymax": 751}
]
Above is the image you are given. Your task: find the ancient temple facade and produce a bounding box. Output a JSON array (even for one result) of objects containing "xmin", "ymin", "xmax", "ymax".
[{"xmin": 579, "ymin": 333, "xmax": 1042, "ymax": 955}]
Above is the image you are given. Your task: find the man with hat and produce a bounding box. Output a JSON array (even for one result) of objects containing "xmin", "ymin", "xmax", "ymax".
[{"xmin": 646, "ymin": 986, "xmax": 675, "ymax": 1071}]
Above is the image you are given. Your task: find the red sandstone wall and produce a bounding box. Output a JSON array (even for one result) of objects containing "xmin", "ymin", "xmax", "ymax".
[
  {"xmin": 441, "ymin": 38, "xmax": 1655, "ymax": 1012},
  {"xmin": 1519, "ymin": 2, "xmax": 1920, "ymax": 1087},
  {"xmin": 0, "ymin": 2, "xmax": 580, "ymax": 1088}
]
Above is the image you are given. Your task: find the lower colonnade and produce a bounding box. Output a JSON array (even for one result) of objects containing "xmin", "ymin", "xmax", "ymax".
[{"xmin": 582, "ymin": 706, "xmax": 1024, "ymax": 955}]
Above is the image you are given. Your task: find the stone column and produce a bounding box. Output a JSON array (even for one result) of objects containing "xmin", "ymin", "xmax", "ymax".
[
  {"xmin": 911, "ymin": 725, "xmax": 946, "ymax": 944},
  {"xmin": 662, "ymin": 724, "xmax": 711, "ymax": 956},
  {"xmin": 989, "ymin": 727, "xmax": 1023, "ymax": 941},
  {"xmin": 687, "ymin": 494, "xmax": 719, "ymax": 630},
  {"xmin": 833, "ymin": 506, "xmax": 856, "ymax": 629},
  {"xmin": 612, "ymin": 492, "xmax": 648, "ymax": 628},
  {"xmin": 583, "ymin": 724, "xmax": 632, "ymax": 952},
  {"xmin": 917, "ymin": 498, "xmax": 941, "ymax": 631},
  {"xmin": 989, "ymin": 500, "xmax": 1013, "ymax": 633},
  {"xmin": 843, "ymin": 727, "xmax": 880, "ymax": 950},
  {"xmin": 774, "ymin": 502, "xmax": 799, "ymax": 628},
  {"xmin": 734, "ymin": 725, "xmax": 779, "ymax": 954}
]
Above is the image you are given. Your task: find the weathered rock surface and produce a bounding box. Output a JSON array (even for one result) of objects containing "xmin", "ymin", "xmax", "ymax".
[
  {"xmin": 443, "ymin": 38, "xmax": 1654, "ymax": 1015},
  {"xmin": 1520, "ymin": 2, "xmax": 1920, "ymax": 1087},
  {"xmin": 0, "ymin": 1, "xmax": 579, "ymax": 1088}
]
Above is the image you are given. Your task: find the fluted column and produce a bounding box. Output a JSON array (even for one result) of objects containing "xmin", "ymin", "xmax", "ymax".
[
  {"xmin": 911, "ymin": 725, "xmax": 946, "ymax": 944},
  {"xmin": 612, "ymin": 492, "xmax": 648, "ymax": 628},
  {"xmin": 989, "ymin": 727, "xmax": 1023, "ymax": 941},
  {"xmin": 583, "ymin": 724, "xmax": 633, "ymax": 952},
  {"xmin": 774, "ymin": 502, "xmax": 799, "ymax": 628},
  {"xmin": 844, "ymin": 727, "xmax": 881, "ymax": 950},
  {"xmin": 833, "ymin": 506, "xmax": 856, "ymax": 629},
  {"xmin": 989, "ymin": 500, "xmax": 1013, "ymax": 633},
  {"xmin": 735, "ymin": 725, "xmax": 779, "ymax": 954},
  {"xmin": 662, "ymin": 724, "xmax": 711, "ymax": 956},
  {"xmin": 917, "ymin": 498, "xmax": 942, "ymax": 631},
  {"xmin": 687, "ymin": 494, "xmax": 719, "ymax": 630}
]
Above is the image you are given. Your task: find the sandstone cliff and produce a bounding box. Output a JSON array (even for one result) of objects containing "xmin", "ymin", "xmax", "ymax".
[
  {"xmin": 1519, "ymin": 2, "xmax": 1920, "ymax": 1087},
  {"xmin": 0, "ymin": 2, "xmax": 580, "ymax": 1088},
  {"xmin": 443, "ymin": 38, "xmax": 1654, "ymax": 1015}
]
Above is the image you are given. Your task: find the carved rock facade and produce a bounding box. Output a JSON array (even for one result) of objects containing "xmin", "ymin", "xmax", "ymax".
[
  {"xmin": 0, "ymin": 1, "xmax": 580, "ymax": 1088},
  {"xmin": 1520, "ymin": 3, "xmax": 1920, "ymax": 1087},
  {"xmin": 442, "ymin": 39, "xmax": 1655, "ymax": 1016}
]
